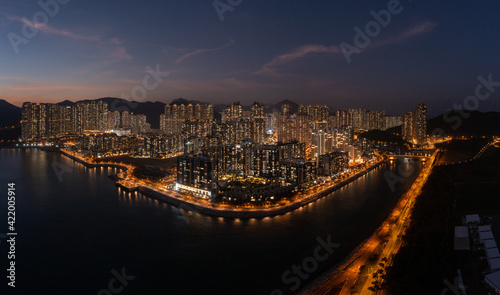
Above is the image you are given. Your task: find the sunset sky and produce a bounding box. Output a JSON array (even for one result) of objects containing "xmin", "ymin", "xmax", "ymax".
[{"xmin": 1, "ymin": 0, "xmax": 500, "ymax": 116}]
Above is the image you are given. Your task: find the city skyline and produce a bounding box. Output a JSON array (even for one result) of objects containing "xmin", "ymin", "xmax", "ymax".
[
  {"xmin": 2, "ymin": 1, "xmax": 500, "ymax": 116},
  {"xmin": 2, "ymin": 1, "xmax": 500, "ymax": 294},
  {"xmin": 18, "ymin": 99, "xmax": 413, "ymax": 139},
  {"xmin": 18, "ymin": 99, "xmax": 424, "ymax": 194}
]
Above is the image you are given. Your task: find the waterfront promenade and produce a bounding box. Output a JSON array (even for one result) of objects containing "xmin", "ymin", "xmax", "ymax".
[
  {"xmin": 55, "ymin": 147, "xmax": 385, "ymax": 218},
  {"xmin": 139, "ymin": 158, "xmax": 384, "ymax": 219}
]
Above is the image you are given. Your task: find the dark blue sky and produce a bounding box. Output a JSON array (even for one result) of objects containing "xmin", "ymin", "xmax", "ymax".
[{"xmin": 1, "ymin": 0, "xmax": 500, "ymax": 116}]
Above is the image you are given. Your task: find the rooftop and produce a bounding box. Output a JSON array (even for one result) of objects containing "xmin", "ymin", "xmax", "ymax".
[
  {"xmin": 485, "ymin": 271, "xmax": 500, "ymax": 290},
  {"xmin": 479, "ymin": 225, "xmax": 493, "ymax": 232}
]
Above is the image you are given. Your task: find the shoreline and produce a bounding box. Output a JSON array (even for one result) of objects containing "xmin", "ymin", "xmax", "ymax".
[
  {"xmin": 0, "ymin": 145, "xmax": 20, "ymax": 149},
  {"xmin": 41, "ymin": 146, "xmax": 386, "ymax": 219},
  {"xmin": 139, "ymin": 160, "xmax": 385, "ymax": 219},
  {"xmin": 302, "ymin": 151, "xmax": 438, "ymax": 294},
  {"xmin": 56, "ymin": 148, "xmax": 131, "ymax": 173}
]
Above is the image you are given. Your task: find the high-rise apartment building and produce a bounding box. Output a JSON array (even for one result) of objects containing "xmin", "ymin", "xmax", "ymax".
[
  {"xmin": 367, "ymin": 110, "xmax": 386, "ymax": 130},
  {"xmin": 22, "ymin": 101, "xmax": 108, "ymax": 140},
  {"xmin": 226, "ymin": 102, "xmax": 243, "ymax": 122},
  {"xmin": 385, "ymin": 116, "xmax": 402, "ymax": 130},
  {"xmin": 253, "ymin": 145, "xmax": 281, "ymax": 178},
  {"xmin": 336, "ymin": 110, "xmax": 352, "ymax": 128},
  {"xmin": 414, "ymin": 103, "xmax": 427, "ymax": 145},
  {"xmin": 348, "ymin": 108, "xmax": 368, "ymax": 130},
  {"xmin": 251, "ymin": 102, "xmax": 264, "ymax": 119},
  {"xmin": 162, "ymin": 103, "xmax": 214, "ymax": 135},
  {"xmin": 108, "ymin": 111, "xmax": 121, "ymax": 129},
  {"xmin": 311, "ymin": 130, "xmax": 326, "ymax": 163},
  {"xmin": 176, "ymin": 154, "xmax": 217, "ymax": 199},
  {"xmin": 401, "ymin": 103, "xmax": 427, "ymax": 145}
]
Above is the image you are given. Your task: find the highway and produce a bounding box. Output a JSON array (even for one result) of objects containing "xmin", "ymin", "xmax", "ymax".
[{"xmin": 305, "ymin": 151, "xmax": 437, "ymax": 295}]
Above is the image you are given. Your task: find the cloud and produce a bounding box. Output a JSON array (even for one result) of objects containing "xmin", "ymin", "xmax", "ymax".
[
  {"xmin": 6, "ymin": 14, "xmax": 132, "ymax": 63},
  {"xmin": 254, "ymin": 44, "xmax": 342, "ymax": 76},
  {"xmin": 374, "ymin": 21, "xmax": 438, "ymax": 47},
  {"xmin": 0, "ymin": 76, "xmax": 124, "ymax": 94},
  {"xmin": 255, "ymin": 21, "xmax": 438, "ymax": 76},
  {"xmin": 109, "ymin": 38, "xmax": 122, "ymax": 45},
  {"xmin": 161, "ymin": 76, "xmax": 278, "ymax": 94},
  {"xmin": 399, "ymin": 21, "xmax": 438, "ymax": 40},
  {"xmin": 0, "ymin": 76, "xmax": 31, "ymax": 81},
  {"xmin": 7, "ymin": 15, "xmax": 98, "ymax": 41},
  {"xmin": 174, "ymin": 40, "xmax": 235, "ymax": 64},
  {"xmin": 8, "ymin": 85, "xmax": 92, "ymax": 91},
  {"xmin": 6, "ymin": 84, "xmax": 122, "ymax": 91},
  {"xmin": 109, "ymin": 46, "xmax": 132, "ymax": 61}
]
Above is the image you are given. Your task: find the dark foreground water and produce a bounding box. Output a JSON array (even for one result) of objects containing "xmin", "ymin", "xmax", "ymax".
[{"xmin": 0, "ymin": 149, "xmax": 422, "ymax": 295}]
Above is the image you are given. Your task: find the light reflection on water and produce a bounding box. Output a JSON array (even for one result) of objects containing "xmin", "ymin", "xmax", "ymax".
[{"xmin": 0, "ymin": 148, "xmax": 422, "ymax": 295}]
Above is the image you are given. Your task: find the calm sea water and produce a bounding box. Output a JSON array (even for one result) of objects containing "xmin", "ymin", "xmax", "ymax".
[{"xmin": 0, "ymin": 148, "xmax": 421, "ymax": 295}]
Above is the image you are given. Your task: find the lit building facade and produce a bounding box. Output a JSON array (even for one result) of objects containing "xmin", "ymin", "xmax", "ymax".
[
  {"xmin": 402, "ymin": 103, "xmax": 427, "ymax": 145},
  {"xmin": 176, "ymin": 154, "xmax": 218, "ymax": 199},
  {"xmin": 22, "ymin": 101, "xmax": 108, "ymax": 141},
  {"xmin": 317, "ymin": 152, "xmax": 349, "ymax": 176}
]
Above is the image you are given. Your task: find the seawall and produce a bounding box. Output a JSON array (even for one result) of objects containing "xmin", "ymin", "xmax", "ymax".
[{"xmin": 139, "ymin": 160, "xmax": 385, "ymax": 219}]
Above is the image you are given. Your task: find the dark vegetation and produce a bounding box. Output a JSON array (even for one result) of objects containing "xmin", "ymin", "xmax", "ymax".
[
  {"xmin": 358, "ymin": 129, "xmax": 408, "ymax": 150},
  {"xmin": 436, "ymin": 137, "xmax": 491, "ymax": 165},
  {"xmin": 0, "ymin": 100, "xmax": 22, "ymax": 143},
  {"xmin": 387, "ymin": 111, "xmax": 500, "ymax": 137},
  {"xmin": 383, "ymin": 139, "xmax": 500, "ymax": 294}
]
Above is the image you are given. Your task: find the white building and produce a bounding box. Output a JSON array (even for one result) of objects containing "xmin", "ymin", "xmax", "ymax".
[
  {"xmin": 486, "ymin": 271, "xmax": 500, "ymax": 294},
  {"xmin": 490, "ymin": 258, "xmax": 500, "ymax": 273},
  {"xmin": 479, "ymin": 225, "xmax": 492, "ymax": 232},
  {"xmin": 465, "ymin": 214, "xmax": 480, "ymax": 225},
  {"xmin": 487, "ymin": 248, "xmax": 500, "ymax": 260},
  {"xmin": 454, "ymin": 226, "xmax": 470, "ymax": 251},
  {"xmin": 480, "ymin": 231, "xmax": 495, "ymax": 243},
  {"xmin": 485, "ymin": 239, "xmax": 498, "ymax": 249}
]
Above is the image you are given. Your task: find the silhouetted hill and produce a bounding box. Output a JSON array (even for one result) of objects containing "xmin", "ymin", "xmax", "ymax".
[
  {"xmin": 58, "ymin": 100, "xmax": 74, "ymax": 107},
  {"xmin": 427, "ymin": 111, "xmax": 500, "ymax": 136},
  {"xmin": 57, "ymin": 97, "xmax": 227, "ymax": 128},
  {"xmin": 0, "ymin": 127, "xmax": 21, "ymax": 143},
  {"xmin": 168, "ymin": 98, "xmax": 222, "ymax": 122},
  {"xmin": 170, "ymin": 98, "xmax": 209, "ymax": 105},
  {"xmin": 213, "ymin": 104, "xmax": 227, "ymax": 113},
  {"xmin": 269, "ymin": 99, "xmax": 299, "ymax": 114},
  {"xmin": 386, "ymin": 111, "xmax": 500, "ymax": 137},
  {"xmin": 359, "ymin": 129, "xmax": 405, "ymax": 144},
  {"xmin": 0, "ymin": 100, "xmax": 21, "ymax": 127},
  {"xmin": 386, "ymin": 125, "xmax": 401, "ymax": 135},
  {"xmin": 59, "ymin": 97, "xmax": 166, "ymax": 129}
]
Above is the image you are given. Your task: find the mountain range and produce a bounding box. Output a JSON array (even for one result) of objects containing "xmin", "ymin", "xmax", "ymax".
[
  {"xmin": 0, "ymin": 98, "xmax": 303, "ymax": 129},
  {"xmin": 427, "ymin": 110, "xmax": 500, "ymax": 136},
  {"xmin": 269, "ymin": 99, "xmax": 299, "ymax": 114},
  {"xmin": 0, "ymin": 100, "xmax": 22, "ymax": 127},
  {"xmin": 58, "ymin": 97, "xmax": 167, "ymax": 129},
  {"xmin": 1, "ymin": 98, "xmax": 500, "ymax": 139}
]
